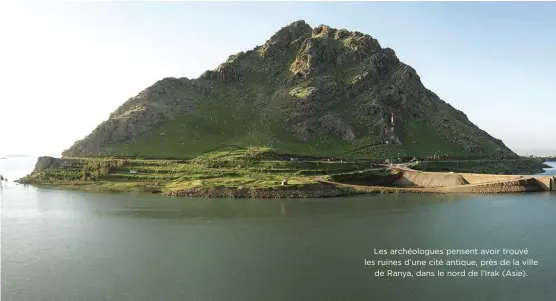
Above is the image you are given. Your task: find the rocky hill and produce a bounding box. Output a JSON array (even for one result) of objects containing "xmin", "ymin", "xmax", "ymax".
[{"xmin": 62, "ymin": 20, "xmax": 516, "ymax": 159}]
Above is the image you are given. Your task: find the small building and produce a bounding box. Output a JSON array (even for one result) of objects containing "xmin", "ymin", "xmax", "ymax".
[
  {"xmin": 129, "ymin": 170, "xmax": 138, "ymax": 174},
  {"xmin": 281, "ymin": 179, "xmax": 288, "ymax": 185}
]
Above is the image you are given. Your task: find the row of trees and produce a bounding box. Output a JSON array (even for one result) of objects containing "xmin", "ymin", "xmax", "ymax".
[
  {"xmin": 528, "ymin": 155, "xmax": 556, "ymax": 161},
  {"xmin": 81, "ymin": 159, "xmax": 129, "ymax": 181},
  {"xmin": 400, "ymin": 154, "xmax": 517, "ymax": 162}
]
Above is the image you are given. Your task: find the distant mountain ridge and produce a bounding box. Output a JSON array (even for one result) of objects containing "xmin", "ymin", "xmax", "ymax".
[
  {"xmin": 516, "ymin": 149, "xmax": 556, "ymax": 157},
  {"xmin": 62, "ymin": 20, "xmax": 516, "ymax": 159}
]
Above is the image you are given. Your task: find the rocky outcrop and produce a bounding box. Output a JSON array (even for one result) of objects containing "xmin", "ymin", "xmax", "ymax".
[
  {"xmin": 32, "ymin": 156, "xmax": 82, "ymax": 172},
  {"xmin": 200, "ymin": 54, "xmax": 244, "ymax": 83},
  {"xmin": 289, "ymin": 26, "xmax": 383, "ymax": 77},
  {"xmin": 260, "ymin": 20, "xmax": 313, "ymax": 59},
  {"xmin": 34, "ymin": 156, "xmax": 62, "ymax": 172},
  {"xmin": 62, "ymin": 77, "xmax": 197, "ymax": 157}
]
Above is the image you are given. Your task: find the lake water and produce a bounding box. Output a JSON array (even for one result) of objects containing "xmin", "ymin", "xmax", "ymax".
[
  {"xmin": 539, "ymin": 161, "xmax": 556, "ymax": 175},
  {"xmin": 1, "ymin": 159, "xmax": 555, "ymax": 300}
]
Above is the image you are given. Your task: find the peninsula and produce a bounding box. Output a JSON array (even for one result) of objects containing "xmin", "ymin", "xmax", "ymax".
[{"xmin": 18, "ymin": 21, "xmax": 552, "ymax": 197}]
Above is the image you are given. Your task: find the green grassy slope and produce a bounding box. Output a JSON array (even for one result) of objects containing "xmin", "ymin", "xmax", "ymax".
[
  {"xmin": 411, "ymin": 158, "xmax": 550, "ymax": 175},
  {"xmin": 20, "ymin": 148, "xmax": 376, "ymax": 193}
]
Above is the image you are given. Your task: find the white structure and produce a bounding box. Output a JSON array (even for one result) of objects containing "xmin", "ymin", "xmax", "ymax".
[
  {"xmin": 129, "ymin": 170, "xmax": 138, "ymax": 174},
  {"xmin": 390, "ymin": 112, "xmax": 395, "ymax": 132}
]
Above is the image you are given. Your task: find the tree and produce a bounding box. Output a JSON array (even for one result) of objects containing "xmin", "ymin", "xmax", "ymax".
[
  {"xmin": 100, "ymin": 166, "xmax": 110, "ymax": 177},
  {"xmin": 82, "ymin": 165, "xmax": 88, "ymax": 181}
]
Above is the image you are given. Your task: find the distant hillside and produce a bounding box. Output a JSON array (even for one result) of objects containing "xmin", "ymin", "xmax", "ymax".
[
  {"xmin": 62, "ymin": 20, "xmax": 516, "ymax": 160},
  {"xmin": 516, "ymin": 149, "xmax": 556, "ymax": 157}
]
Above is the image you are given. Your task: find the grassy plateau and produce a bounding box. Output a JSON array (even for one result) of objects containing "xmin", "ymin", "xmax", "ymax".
[{"xmin": 18, "ymin": 147, "xmax": 551, "ymax": 198}]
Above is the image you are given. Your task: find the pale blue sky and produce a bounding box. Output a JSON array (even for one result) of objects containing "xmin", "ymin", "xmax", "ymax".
[{"xmin": 1, "ymin": 1, "xmax": 555, "ymax": 156}]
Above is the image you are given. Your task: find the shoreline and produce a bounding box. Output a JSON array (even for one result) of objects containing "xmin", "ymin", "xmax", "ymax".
[
  {"xmin": 14, "ymin": 180, "xmax": 437, "ymax": 198},
  {"xmin": 13, "ymin": 154, "xmax": 554, "ymax": 198},
  {"xmin": 16, "ymin": 172, "xmax": 554, "ymax": 198}
]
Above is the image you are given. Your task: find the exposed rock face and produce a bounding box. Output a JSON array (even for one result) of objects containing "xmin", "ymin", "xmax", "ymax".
[
  {"xmin": 34, "ymin": 156, "xmax": 62, "ymax": 172},
  {"xmin": 62, "ymin": 20, "xmax": 517, "ymax": 159},
  {"xmin": 32, "ymin": 156, "xmax": 82, "ymax": 172},
  {"xmin": 62, "ymin": 77, "xmax": 197, "ymax": 157},
  {"xmin": 260, "ymin": 20, "xmax": 313, "ymax": 59},
  {"xmin": 289, "ymin": 25, "xmax": 382, "ymax": 77}
]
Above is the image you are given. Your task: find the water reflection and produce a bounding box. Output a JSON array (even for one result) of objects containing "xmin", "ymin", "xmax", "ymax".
[
  {"xmin": 7, "ymin": 180, "xmax": 548, "ymax": 221},
  {"xmin": 3, "ymin": 158, "xmax": 556, "ymax": 301},
  {"xmin": 82, "ymin": 193, "xmax": 478, "ymax": 220}
]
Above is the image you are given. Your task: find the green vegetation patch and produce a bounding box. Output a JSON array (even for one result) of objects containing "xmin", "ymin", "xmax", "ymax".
[
  {"xmin": 412, "ymin": 158, "xmax": 548, "ymax": 175},
  {"xmin": 329, "ymin": 169, "xmax": 400, "ymax": 186},
  {"xmin": 19, "ymin": 148, "xmax": 377, "ymax": 194}
]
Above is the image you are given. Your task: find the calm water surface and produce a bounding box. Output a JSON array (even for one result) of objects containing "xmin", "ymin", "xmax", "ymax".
[
  {"xmin": 1, "ymin": 159, "xmax": 555, "ymax": 300},
  {"xmin": 540, "ymin": 161, "xmax": 556, "ymax": 175}
]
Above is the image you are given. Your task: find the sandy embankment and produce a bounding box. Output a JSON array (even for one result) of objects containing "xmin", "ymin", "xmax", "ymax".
[
  {"xmin": 393, "ymin": 170, "xmax": 469, "ymax": 188},
  {"xmin": 439, "ymin": 178, "xmax": 544, "ymax": 193},
  {"xmin": 392, "ymin": 170, "xmax": 548, "ymax": 193},
  {"xmin": 327, "ymin": 168, "xmax": 551, "ymax": 194}
]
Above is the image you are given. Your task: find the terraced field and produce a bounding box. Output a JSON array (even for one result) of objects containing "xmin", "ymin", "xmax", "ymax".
[{"xmin": 18, "ymin": 147, "xmax": 375, "ymax": 194}]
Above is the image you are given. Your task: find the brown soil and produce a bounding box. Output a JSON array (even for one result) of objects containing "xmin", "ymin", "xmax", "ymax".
[{"xmin": 392, "ymin": 170, "xmax": 469, "ymax": 188}]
